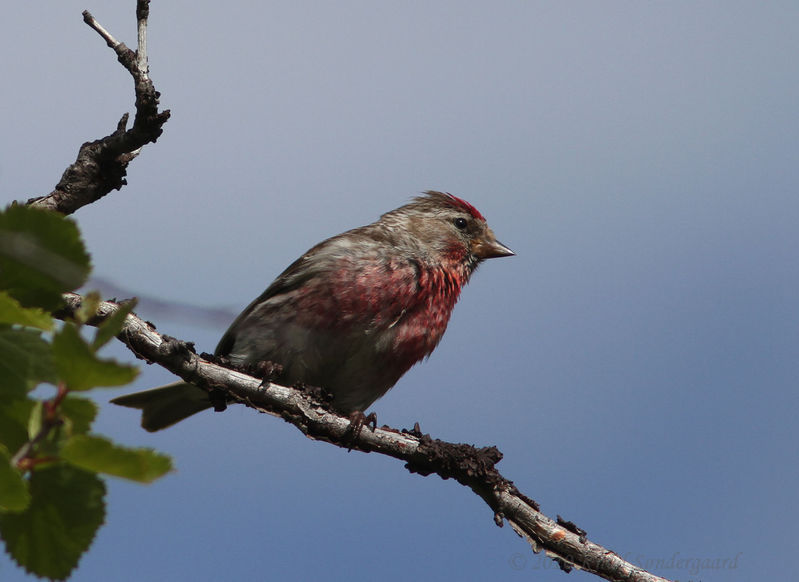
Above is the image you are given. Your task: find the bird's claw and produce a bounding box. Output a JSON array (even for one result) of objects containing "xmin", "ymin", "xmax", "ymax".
[
  {"xmin": 345, "ymin": 410, "xmax": 377, "ymax": 449},
  {"xmin": 250, "ymin": 360, "xmax": 283, "ymax": 388}
]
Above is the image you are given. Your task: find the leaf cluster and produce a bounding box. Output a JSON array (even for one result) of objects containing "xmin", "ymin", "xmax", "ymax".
[{"xmin": 0, "ymin": 205, "xmax": 172, "ymax": 580}]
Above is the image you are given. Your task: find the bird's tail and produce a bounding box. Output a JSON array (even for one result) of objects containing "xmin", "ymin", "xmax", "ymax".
[{"xmin": 110, "ymin": 382, "xmax": 213, "ymax": 432}]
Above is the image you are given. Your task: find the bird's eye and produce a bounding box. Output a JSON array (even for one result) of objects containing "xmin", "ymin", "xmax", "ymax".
[{"xmin": 453, "ymin": 217, "xmax": 468, "ymax": 230}]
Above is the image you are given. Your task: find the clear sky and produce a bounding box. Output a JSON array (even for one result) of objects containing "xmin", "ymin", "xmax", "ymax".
[{"xmin": 2, "ymin": 2, "xmax": 798, "ymax": 581}]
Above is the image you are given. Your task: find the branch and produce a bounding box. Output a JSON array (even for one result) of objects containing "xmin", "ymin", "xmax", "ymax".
[
  {"xmin": 57, "ymin": 292, "xmax": 671, "ymax": 582},
  {"xmin": 27, "ymin": 1, "xmax": 169, "ymax": 215},
  {"xmin": 11, "ymin": 382, "xmax": 69, "ymax": 471}
]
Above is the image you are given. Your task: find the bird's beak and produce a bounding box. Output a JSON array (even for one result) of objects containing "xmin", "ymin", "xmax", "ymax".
[{"xmin": 471, "ymin": 229, "xmax": 515, "ymax": 259}]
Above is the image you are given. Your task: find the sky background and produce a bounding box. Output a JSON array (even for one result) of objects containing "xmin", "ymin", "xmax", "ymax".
[{"xmin": 2, "ymin": 2, "xmax": 798, "ymax": 581}]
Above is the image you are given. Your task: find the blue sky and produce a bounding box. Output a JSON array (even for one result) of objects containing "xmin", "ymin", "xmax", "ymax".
[{"xmin": 2, "ymin": 2, "xmax": 798, "ymax": 581}]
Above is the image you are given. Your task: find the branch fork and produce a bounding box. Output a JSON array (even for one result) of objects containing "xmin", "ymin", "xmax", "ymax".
[{"xmin": 27, "ymin": 0, "xmax": 168, "ymax": 215}]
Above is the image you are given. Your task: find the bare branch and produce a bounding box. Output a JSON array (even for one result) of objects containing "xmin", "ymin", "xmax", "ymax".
[
  {"xmin": 82, "ymin": 10, "xmax": 122, "ymax": 49},
  {"xmin": 27, "ymin": 0, "xmax": 169, "ymax": 215},
  {"xmin": 57, "ymin": 292, "xmax": 672, "ymax": 582},
  {"xmin": 136, "ymin": 1, "xmax": 149, "ymax": 77}
]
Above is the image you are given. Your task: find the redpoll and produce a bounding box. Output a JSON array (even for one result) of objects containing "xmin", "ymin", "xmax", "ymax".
[{"xmin": 112, "ymin": 191, "xmax": 513, "ymax": 431}]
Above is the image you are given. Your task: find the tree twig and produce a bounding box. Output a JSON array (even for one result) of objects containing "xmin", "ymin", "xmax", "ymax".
[
  {"xmin": 11, "ymin": 382, "xmax": 69, "ymax": 471},
  {"xmin": 27, "ymin": 0, "xmax": 169, "ymax": 215},
  {"xmin": 56, "ymin": 292, "xmax": 672, "ymax": 582}
]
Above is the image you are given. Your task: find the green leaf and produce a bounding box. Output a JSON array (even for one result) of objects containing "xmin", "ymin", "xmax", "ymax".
[
  {"xmin": 61, "ymin": 434, "xmax": 172, "ymax": 483},
  {"xmin": 23, "ymin": 399, "xmax": 63, "ymax": 461},
  {"xmin": 0, "ymin": 464, "xmax": 105, "ymax": 580},
  {"xmin": 27, "ymin": 401, "xmax": 44, "ymax": 441},
  {"xmin": 0, "ymin": 397, "xmax": 35, "ymax": 453},
  {"xmin": 74, "ymin": 291, "xmax": 102, "ymax": 325},
  {"xmin": 51, "ymin": 323, "xmax": 138, "ymax": 391},
  {"xmin": 0, "ymin": 325, "xmax": 56, "ymax": 395},
  {"xmin": 92, "ymin": 297, "xmax": 137, "ymax": 350},
  {"xmin": 0, "ymin": 444, "xmax": 30, "ymax": 512},
  {"xmin": 0, "ymin": 291, "xmax": 53, "ymax": 330},
  {"xmin": 60, "ymin": 396, "xmax": 98, "ymax": 436},
  {"xmin": 0, "ymin": 205, "xmax": 91, "ymax": 311}
]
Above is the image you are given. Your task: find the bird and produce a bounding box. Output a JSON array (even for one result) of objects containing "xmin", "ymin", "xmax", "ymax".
[{"xmin": 111, "ymin": 191, "xmax": 513, "ymax": 431}]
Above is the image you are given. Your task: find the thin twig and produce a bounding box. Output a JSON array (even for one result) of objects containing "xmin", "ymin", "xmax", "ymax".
[
  {"xmin": 56, "ymin": 292, "xmax": 672, "ymax": 582},
  {"xmin": 82, "ymin": 10, "xmax": 121, "ymax": 49},
  {"xmin": 11, "ymin": 382, "xmax": 69, "ymax": 469},
  {"xmin": 136, "ymin": 0, "xmax": 149, "ymax": 78}
]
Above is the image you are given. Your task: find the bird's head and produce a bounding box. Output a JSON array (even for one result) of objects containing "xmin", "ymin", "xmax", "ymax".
[{"xmin": 382, "ymin": 191, "xmax": 514, "ymax": 267}]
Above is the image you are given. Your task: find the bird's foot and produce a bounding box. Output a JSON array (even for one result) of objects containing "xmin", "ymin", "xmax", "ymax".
[
  {"xmin": 345, "ymin": 410, "xmax": 377, "ymax": 450},
  {"xmin": 250, "ymin": 360, "xmax": 284, "ymax": 388}
]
